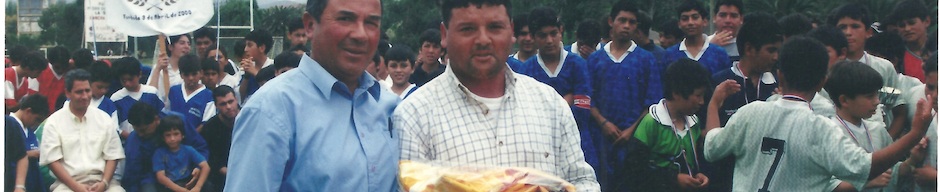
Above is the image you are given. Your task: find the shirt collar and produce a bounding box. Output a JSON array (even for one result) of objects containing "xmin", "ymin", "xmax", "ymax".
[
  {"xmin": 678, "ymin": 34, "xmax": 710, "ymax": 51},
  {"xmin": 774, "ymin": 98, "xmax": 813, "ymax": 112},
  {"xmin": 61, "ymin": 104, "xmax": 87, "ymax": 123},
  {"xmin": 649, "ymin": 99, "xmax": 699, "ymax": 127},
  {"xmin": 603, "ymin": 40, "xmax": 636, "ymax": 63},
  {"xmin": 300, "ymin": 54, "xmax": 382, "ymax": 101},
  {"xmin": 11, "ymin": 115, "xmax": 26, "ymax": 133},
  {"xmin": 536, "ymin": 49, "xmax": 569, "ymax": 77},
  {"xmin": 731, "ymin": 62, "xmax": 777, "ymax": 84},
  {"xmin": 446, "ymin": 63, "xmax": 517, "ymax": 105}
]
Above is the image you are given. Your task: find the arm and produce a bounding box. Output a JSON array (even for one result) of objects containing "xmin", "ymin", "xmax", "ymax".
[
  {"xmin": 239, "ymin": 78, "xmax": 249, "ymax": 102},
  {"xmin": 562, "ymin": 94, "xmax": 574, "ymax": 106},
  {"xmin": 615, "ymin": 109, "xmax": 648, "ymax": 144},
  {"xmin": 870, "ymin": 96, "xmax": 934, "ymax": 179},
  {"xmin": 14, "ymin": 156, "xmax": 28, "ymax": 191},
  {"xmin": 832, "ymin": 181, "xmax": 858, "ymax": 192},
  {"xmin": 887, "ymin": 105, "xmax": 908, "ymax": 139},
  {"xmin": 192, "ymin": 162, "xmax": 210, "ymax": 191},
  {"xmin": 704, "ymin": 80, "xmax": 741, "ymax": 137},
  {"xmin": 27, "ymin": 149, "xmax": 39, "ymax": 159},
  {"xmin": 49, "ymin": 161, "xmax": 88, "ymax": 192},
  {"xmin": 393, "ymin": 104, "xmax": 432, "ymax": 161},
  {"xmin": 556, "ymin": 98, "xmax": 601, "ymax": 191},
  {"xmin": 226, "ymin": 107, "xmax": 290, "ymax": 191},
  {"xmin": 155, "ymin": 171, "xmax": 188, "ymax": 192},
  {"xmin": 590, "ymin": 106, "xmax": 620, "ymax": 140}
]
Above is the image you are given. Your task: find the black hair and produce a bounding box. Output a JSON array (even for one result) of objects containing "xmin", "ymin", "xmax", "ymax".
[
  {"xmin": 806, "ymin": 25, "xmax": 849, "ymax": 57},
  {"xmin": 890, "ymin": 0, "xmax": 929, "ymax": 24},
  {"xmin": 71, "ymin": 49, "xmax": 95, "ymax": 69},
  {"xmin": 289, "ymin": 44, "xmax": 309, "ymax": 54},
  {"xmin": 17, "ymin": 94, "xmax": 49, "ymax": 117},
  {"xmin": 419, "ymin": 29, "xmax": 442, "ymax": 46},
  {"xmin": 9, "ymin": 45, "xmax": 29, "ymax": 64},
  {"xmin": 737, "ymin": 13, "xmax": 782, "ymax": 57},
  {"xmin": 778, "ymin": 13, "xmax": 813, "ymax": 38},
  {"xmin": 715, "ymin": 0, "xmax": 744, "ymax": 15},
  {"xmin": 245, "ymin": 29, "xmax": 274, "ymax": 54},
  {"xmin": 233, "ymin": 40, "xmax": 247, "ymax": 58},
  {"xmin": 288, "ymin": 17, "xmax": 305, "ymax": 33},
  {"xmin": 377, "ymin": 39, "xmax": 390, "ymax": 59},
  {"xmin": 575, "ymin": 19, "xmax": 603, "ymax": 47},
  {"xmin": 204, "ymin": 45, "xmax": 227, "ymax": 60},
  {"xmin": 663, "ymin": 58, "xmax": 711, "ymax": 100},
  {"xmin": 925, "ymin": 54, "xmax": 938, "ymax": 75},
  {"xmin": 925, "ymin": 31, "xmax": 938, "ymax": 56},
  {"xmin": 128, "ymin": 102, "xmax": 159, "ymax": 126},
  {"xmin": 87, "ymin": 61, "xmax": 112, "ymax": 83},
  {"xmin": 274, "ymin": 51, "xmax": 301, "ymax": 70},
  {"xmin": 677, "ymin": 0, "xmax": 710, "ymax": 20},
  {"xmin": 20, "ymin": 51, "xmax": 48, "ymax": 72},
  {"xmin": 635, "ymin": 11, "xmax": 652, "ymax": 36},
  {"xmin": 827, "ymin": 3, "xmax": 873, "ymax": 29},
  {"xmin": 385, "ymin": 45, "xmax": 416, "ymax": 67},
  {"xmin": 111, "ymin": 57, "xmax": 142, "ymax": 78},
  {"xmin": 212, "ymin": 85, "xmax": 236, "ymax": 100},
  {"xmin": 201, "ymin": 57, "xmax": 221, "ymax": 73},
  {"xmin": 178, "ymin": 54, "xmax": 202, "ymax": 75},
  {"xmin": 306, "ymin": 0, "xmax": 329, "ymax": 22},
  {"xmin": 440, "ymin": 0, "xmax": 511, "ymax": 27},
  {"xmin": 193, "ymin": 27, "xmax": 217, "ymax": 43},
  {"xmin": 47, "ymin": 46, "xmax": 71, "ymax": 69},
  {"xmin": 512, "ymin": 13, "xmax": 529, "ymax": 37},
  {"xmin": 657, "ymin": 19, "xmax": 685, "ymax": 40},
  {"xmin": 372, "ymin": 52, "xmax": 381, "ymax": 67},
  {"xmin": 778, "ymin": 36, "xmax": 829, "ymax": 92},
  {"xmin": 64, "ymin": 69, "xmax": 92, "ymax": 92},
  {"xmin": 156, "ymin": 115, "xmax": 185, "ymax": 143},
  {"xmin": 166, "ymin": 34, "xmax": 191, "ymax": 57},
  {"xmin": 825, "ymin": 61, "xmax": 883, "ymax": 108},
  {"xmin": 609, "ymin": 0, "xmax": 639, "ymax": 20},
  {"xmin": 865, "ymin": 31, "xmax": 906, "ymax": 71},
  {"xmin": 256, "ymin": 66, "xmax": 277, "ymax": 83},
  {"xmin": 528, "ymin": 7, "xmax": 561, "ymax": 33}
]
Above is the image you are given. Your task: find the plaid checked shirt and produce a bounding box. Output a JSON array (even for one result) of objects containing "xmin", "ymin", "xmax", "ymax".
[{"xmin": 393, "ymin": 66, "xmax": 601, "ymax": 191}]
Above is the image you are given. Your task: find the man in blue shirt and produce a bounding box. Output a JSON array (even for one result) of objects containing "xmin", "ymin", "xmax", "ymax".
[
  {"xmin": 226, "ymin": 0, "xmax": 400, "ymax": 191},
  {"xmin": 661, "ymin": 0, "xmax": 732, "ymax": 75}
]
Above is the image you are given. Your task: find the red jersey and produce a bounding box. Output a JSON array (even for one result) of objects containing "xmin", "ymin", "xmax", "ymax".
[
  {"xmin": 5, "ymin": 67, "xmax": 39, "ymax": 107},
  {"xmin": 904, "ymin": 51, "xmax": 925, "ymax": 83},
  {"xmin": 37, "ymin": 64, "xmax": 65, "ymax": 111}
]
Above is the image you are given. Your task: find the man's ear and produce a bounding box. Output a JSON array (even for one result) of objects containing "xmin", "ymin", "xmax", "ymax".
[{"xmin": 439, "ymin": 22, "xmax": 448, "ymax": 49}]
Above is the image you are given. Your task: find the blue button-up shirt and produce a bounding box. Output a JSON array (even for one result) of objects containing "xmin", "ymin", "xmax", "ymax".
[{"xmin": 226, "ymin": 55, "xmax": 400, "ymax": 191}]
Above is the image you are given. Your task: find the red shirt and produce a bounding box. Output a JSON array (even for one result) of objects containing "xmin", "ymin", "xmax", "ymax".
[
  {"xmin": 5, "ymin": 67, "xmax": 38, "ymax": 107},
  {"xmin": 37, "ymin": 64, "xmax": 65, "ymax": 111},
  {"xmin": 904, "ymin": 51, "xmax": 925, "ymax": 83}
]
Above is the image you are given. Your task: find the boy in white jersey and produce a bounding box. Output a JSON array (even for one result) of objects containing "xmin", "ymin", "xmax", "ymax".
[{"xmin": 704, "ymin": 36, "xmax": 935, "ymax": 191}]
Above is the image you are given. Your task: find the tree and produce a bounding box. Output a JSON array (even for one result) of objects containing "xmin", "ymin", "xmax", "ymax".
[{"xmin": 37, "ymin": 1, "xmax": 84, "ymax": 50}]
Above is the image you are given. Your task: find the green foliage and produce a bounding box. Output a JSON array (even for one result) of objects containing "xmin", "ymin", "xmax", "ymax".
[{"xmin": 37, "ymin": 1, "xmax": 84, "ymax": 50}]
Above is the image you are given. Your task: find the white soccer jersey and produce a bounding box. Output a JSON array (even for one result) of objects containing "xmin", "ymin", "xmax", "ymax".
[
  {"xmin": 705, "ymin": 99, "xmax": 872, "ymax": 191},
  {"xmin": 827, "ymin": 117, "xmax": 894, "ymax": 192}
]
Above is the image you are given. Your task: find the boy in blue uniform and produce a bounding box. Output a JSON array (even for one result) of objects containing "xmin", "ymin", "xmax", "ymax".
[
  {"xmin": 87, "ymin": 61, "xmax": 119, "ymax": 124},
  {"xmin": 564, "ymin": 19, "xmax": 603, "ymax": 60},
  {"xmin": 124, "ymin": 103, "xmax": 211, "ymax": 192},
  {"xmin": 152, "ymin": 116, "xmax": 210, "ymax": 192},
  {"xmin": 8, "ymin": 94, "xmax": 49, "ymax": 192},
  {"xmin": 168, "ymin": 55, "xmax": 215, "ymax": 133},
  {"xmin": 660, "ymin": 0, "xmax": 732, "ymax": 75},
  {"xmin": 111, "ymin": 57, "xmax": 166, "ymax": 139},
  {"xmin": 587, "ymin": 0, "xmax": 663, "ymax": 190}
]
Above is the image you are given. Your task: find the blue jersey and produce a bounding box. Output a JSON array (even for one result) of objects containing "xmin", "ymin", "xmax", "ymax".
[
  {"xmin": 97, "ymin": 96, "xmax": 118, "ymax": 118},
  {"xmin": 588, "ymin": 43, "xmax": 663, "ymax": 130},
  {"xmin": 8, "ymin": 116, "xmax": 42, "ymax": 192},
  {"xmin": 507, "ymin": 56, "xmax": 525, "ymax": 73},
  {"xmin": 152, "ymin": 145, "xmax": 205, "ymax": 182},
  {"xmin": 111, "ymin": 85, "xmax": 165, "ymax": 129},
  {"xmin": 518, "ymin": 51, "xmax": 592, "ymax": 97},
  {"xmin": 123, "ymin": 132, "xmax": 161, "ymax": 192},
  {"xmin": 661, "ymin": 41, "xmax": 731, "ymax": 75},
  {"xmin": 168, "ymin": 85, "xmax": 213, "ymax": 131}
]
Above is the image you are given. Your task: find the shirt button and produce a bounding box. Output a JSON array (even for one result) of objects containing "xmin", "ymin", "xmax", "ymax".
[{"xmin": 498, "ymin": 141, "xmax": 503, "ymax": 146}]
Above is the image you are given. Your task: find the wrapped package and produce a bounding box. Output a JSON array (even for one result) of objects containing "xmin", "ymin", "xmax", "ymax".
[{"xmin": 399, "ymin": 160, "xmax": 577, "ymax": 192}]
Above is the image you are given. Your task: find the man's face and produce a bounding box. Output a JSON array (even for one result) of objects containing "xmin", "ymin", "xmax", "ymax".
[
  {"xmin": 303, "ymin": 0, "xmax": 381, "ymax": 82},
  {"xmin": 533, "ymin": 26, "xmax": 562, "ymax": 57},
  {"xmin": 66, "ymin": 80, "xmax": 92, "ymax": 111},
  {"xmin": 90, "ymin": 81, "xmax": 110, "ymax": 99},
  {"xmin": 288, "ymin": 29, "xmax": 308, "ymax": 47},
  {"xmin": 170, "ymin": 36, "xmax": 192, "ymax": 57},
  {"xmin": 419, "ymin": 42, "xmax": 443, "ymax": 64},
  {"xmin": 441, "ymin": 4, "xmax": 514, "ymax": 80},
  {"xmin": 195, "ymin": 37, "xmax": 214, "ymax": 58},
  {"xmin": 202, "ymin": 70, "xmax": 220, "ymax": 89},
  {"xmin": 679, "ymin": 10, "xmax": 707, "ymax": 37},
  {"xmin": 897, "ymin": 17, "xmax": 930, "ymax": 44},
  {"xmin": 244, "ymin": 40, "xmax": 267, "ymax": 60},
  {"xmin": 750, "ymin": 42, "xmax": 781, "ymax": 72},
  {"xmin": 181, "ymin": 71, "xmax": 203, "ymax": 91},
  {"xmin": 609, "ymin": 11, "xmax": 638, "ymax": 42},
  {"xmin": 516, "ymin": 26, "xmax": 535, "ymax": 53},
  {"xmin": 714, "ymin": 5, "xmax": 742, "ymax": 35},
  {"xmin": 660, "ymin": 34, "xmax": 679, "ymax": 48},
  {"xmin": 214, "ymin": 92, "xmax": 240, "ymax": 120},
  {"xmin": 119, "ymin": 74, "xmax": 142, "ymax": 92},
  {"xmin": 836, "ymin": 17, "xmax": 871, "ymax": 54},
  {"xmin": 387, "ymin": 59, "xmax": 413, "ymax": 86}
]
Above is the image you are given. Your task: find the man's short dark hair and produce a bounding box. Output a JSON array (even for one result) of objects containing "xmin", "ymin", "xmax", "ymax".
[
  {"xmin": 512, "ymin": 13, "xmax": 529, "ymax": 37},
  {"xmin": 112, "ymin": 57, "xmax": 142, "ymax": 78},
  {"xmin": 609, "ymin": 0, "xmax": 639, "ymax": 20},
  {"xmin": 71, "ymin": 49, "xmax": 95, "ymax": 69},
  {"xmin": 385, "ymin": 45, "xmax": 416, "ymax": 67},
  {"xmin": 372, "ymin": 52, "xmax": 382, "ymax": 67},
  {"xmin": 166, "ymin": 34, "xmax": 191, "ymax": 56},
  {"xmin": 289, "ymin": 44, "xmax": 309, "ymax": 54},
  {"xmin": 825, "ymin": 61, "xmax": 883, "ymax": 108},
  {"xmin": 778, "ymin": 13, "xmax": 813, "ymax": 38},
  {"xmin": 737, "ymin": 13, "xmax": 782, "ymax": 57},
  {"xmin": 213, "ymin": 85, "xmax": 236, "ymax": 100},
  {"xmin": 528, "ymin": 7, "xmax": 561, "ymax": 33},
  {"xmin": 256, "ymin": 66, "xmax": 277, "ymax": 83},
  {"xmin": 866, "ymin": 31, "xmax": 906, "ymax": 71},
  {"xmin": 778, "ymin": 36, "xmax": 829, "ymax": 92},
  {"xmin": 9, "ymin": 45, "xmax": 29, "ymax": 64},
  {"xmin": 677, "ymin": 0, "xmax": 710, "ymax": 20},
  {"xmin": 47, "ymin": 46, "xmax": 71, "ymax": 69},
  {"xmin": 715, "ymin": 0, "xmax": 744, "ymax": 15},
  {"xmin": 419, "ymin": 29, "xmax": 442, "ymax": 46},
  {"xmin": 663, "ymin": 58, "xmax": 711, "ymax": 100},
  {"xmin": 128, "ymin": 102, "xmax": 159, "ymax": 126},
  {"xmin": 201, "ymin": 58, "xmax": 221, "ymax": 73},
  {"xmin": 233, "ymin": 40, "xmax": 247, "ymax": 58},
  {"xmin": 377, "ymin": 39, "xmax": 390, "ymax": 58},
  {"xmin": 17, "ymin": 94, "xmax": 49, "ymax": 117},
  {"xmin": 890, "ymin": 0, "xmax": 929, "ymax": 24},
  {"xmin": 178, "ymin": 54, "xmax": 202, "ymax": 75},
  {"xmin": 635, "ymin": 11, "xmax": 653, "ymax": 36},
  {"xmin": 288, "ymin": 17, "xmax": 305, "ymax": 33},
  {"xmin": 657, "ymin": 19, "xmax": 685, "ymax": 40},
  {"xmin": 274, "ymin": 52, "xmax": 301, "ymax": 70},
  {"xmin": 439, "ymin": 0, "xmax": 511, "ymax": 27},
  {"xmin": 64, "ymin": 69, "xmax": 92, "ymax": 92},
  {"xmin": 576, "ymin": 19, "xmax": 603, "ymax": 47},
  {"xmin": 193, "ymin": 27, "xmax": 217, "ymax": 43},
  {"xmin": 204, "ymin": 45, "xmax": 227, "ymax": 60},
  {"xmin": 157, "ymin": 115, "xmax": 186, "ymax": 141},
  {"xmin": 827, "ymin": 3, "xmax": 873, "ymax": 28},
  {"xmin": 21, "ymin": 51, "xmax": 48, "ymax": 72},
  {"xmin": 245, "ymin": 29, "xmax": 274, "ymax": 54},
  {"xmin": 806, "ymin": 25, "xmax": 849, "ymax": 57},
  {"xmin": 87, "ymin": 61, "xmax": 112, "ymax": 83}
]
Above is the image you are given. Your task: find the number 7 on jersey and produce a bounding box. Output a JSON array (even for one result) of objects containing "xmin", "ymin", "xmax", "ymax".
[{"xmin": 759, "ymin": 137, "xmax": 786, "ymax": 192}]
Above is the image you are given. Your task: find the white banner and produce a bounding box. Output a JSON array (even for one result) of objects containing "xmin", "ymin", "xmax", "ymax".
[
  {"xmin": 85, "ymin": 0, "xmax": 127, "ymax": 42},
  {"xmin": 105, "ymin": 0, "xmax": 214, "ymax": 37},
  {"xmin": 257, "ymin": 0, "xmax": 305, "ymax": 9}
]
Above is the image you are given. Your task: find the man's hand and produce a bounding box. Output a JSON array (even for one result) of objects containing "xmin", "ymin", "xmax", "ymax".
[
  {"xmin": 155, "ymin": 54, "xmax": 169, "ymax": 71},
  {"xmin": 709, "ymin": 30, "xmax": 734, "ymax": 46},
  {"xmin": 910, "ymin": 138, "xmax": 929, "ymax": 165},
  {"xmin": 694, "ymin": 173, "xmax": 709, "ymax": 188},
  {"xmin": 865, "ymin": 169, "xmax": 892, "ymax": 188},
  {"xmin": 240, "ymin": 57, "xmax": 258, "ymax": 76},
  {"xmin": 677, "ymin": 173, "xmax": 703, "ymax": 190},
  {"xmin": 602, "ymin": 121, "xmax": 621, "ymax": 141},
  {"xmin": 186, "ymin": 168, "xmax": 201, "ymax": 189},
  {"xmin": 912, "ymin": 94, "xmax": 936, "ymax": 133},
  {"xmin": 711, "ymin": 80, "xmax": 741, "ymax": 106}
]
